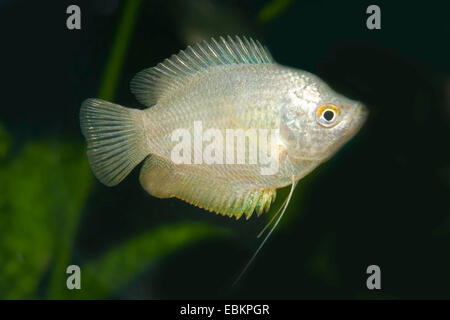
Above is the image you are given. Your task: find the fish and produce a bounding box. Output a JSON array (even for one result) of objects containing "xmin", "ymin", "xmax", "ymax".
[
  {"xmin": 80, "ymin": 36, "xmax": 367, "ymax": 282},
  {"xmin": 80, "ymin": 35, "xmax": 367, "ymax": 218}
]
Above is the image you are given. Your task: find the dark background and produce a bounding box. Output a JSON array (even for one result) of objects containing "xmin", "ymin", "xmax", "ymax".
[{"xmin": 0, "ymin": 0, "xmax": 449, "ymax": 299}]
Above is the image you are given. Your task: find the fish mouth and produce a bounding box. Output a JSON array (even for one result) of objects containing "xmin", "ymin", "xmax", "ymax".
[{"xmin": 346, "ymin": 103, "xmax": 368, "ymax": 137}]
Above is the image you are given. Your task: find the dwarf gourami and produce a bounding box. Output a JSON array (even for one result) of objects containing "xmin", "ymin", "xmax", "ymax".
[{"xmin": 80, "ymin": 36, "xmax": 367, "ymax": 282}]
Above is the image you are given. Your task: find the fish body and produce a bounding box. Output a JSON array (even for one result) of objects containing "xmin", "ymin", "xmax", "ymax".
[{"xmin": 80, "ymin": 36, "xmax": 367, "ymax": 219}]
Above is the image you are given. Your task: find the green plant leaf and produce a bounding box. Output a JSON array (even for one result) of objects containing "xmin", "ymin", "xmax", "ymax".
[
  {"xmin": 49, "ymin": 0, "xmax": 143, "ymax": 298},
  {"xmin": 64, "ymin": 222, "xmax": 230, "ymax": 299},
  {"xmin": 98, "ymin": 0, "xmax": 142, "ymax": 100},
  {"xmin": 0, "ymin": 137, "xmax": 92, "ymax": 299}
]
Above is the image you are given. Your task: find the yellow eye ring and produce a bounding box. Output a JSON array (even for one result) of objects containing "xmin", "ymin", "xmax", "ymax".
[{"xmin": 316, "ymin": 104, "xmax": 340, "ymax": 128}]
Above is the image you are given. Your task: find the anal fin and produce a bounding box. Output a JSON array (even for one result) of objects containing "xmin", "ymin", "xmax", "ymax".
[{"xmin": 139, "ymin": 156, "xmax": 276, "ymax": 220}]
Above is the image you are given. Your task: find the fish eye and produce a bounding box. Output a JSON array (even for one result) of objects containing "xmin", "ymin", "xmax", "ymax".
[{"xmin": 316, "ymin": 104, "xmax": 340, "ymax": 128}]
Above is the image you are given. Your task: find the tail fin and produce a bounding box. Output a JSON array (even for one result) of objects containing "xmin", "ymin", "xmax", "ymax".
[{"xmin": 80, "ymin": 98, "xmax": 149, "ymax": 186}]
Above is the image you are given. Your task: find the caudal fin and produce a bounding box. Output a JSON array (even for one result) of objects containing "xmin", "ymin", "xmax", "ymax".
[{"xmin": 80, "ymin": 98, "xmax": 149, "ymax": 186}]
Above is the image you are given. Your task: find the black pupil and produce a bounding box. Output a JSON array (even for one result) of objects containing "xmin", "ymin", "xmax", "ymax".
[{"xmin": 323, "ymin": 110, "xmax": 334, "ymax": 121}]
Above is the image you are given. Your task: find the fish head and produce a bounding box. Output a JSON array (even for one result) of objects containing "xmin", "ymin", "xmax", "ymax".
[{"xmin": 280, "ymin": 71, "xmax": 368, "ymax": 162}]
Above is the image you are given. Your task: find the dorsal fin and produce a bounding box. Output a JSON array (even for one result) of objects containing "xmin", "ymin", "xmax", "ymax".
[{"xmin": 130, "ymin": 36, "xmax": 274, "ymax": 107}]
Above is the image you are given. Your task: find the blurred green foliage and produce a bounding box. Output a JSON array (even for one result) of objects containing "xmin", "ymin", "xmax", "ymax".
[
  {"xmin": 0, "ymin": 138, "xmax": 90, "ymax": 299},
  {"xmin": 68, "ymin": 222, "xmax": 229, "ymax": 299},
  {"xmin": 98, "ymin": 0, "xmax": 142, "ymax": 100},
  {"xmin": 0, "ymin": 130, "xmax": 228, "ymax": 298},
  {"xmin": 258, "ymin": 0, "xmax": 293, "ymax": 23},
  {"xmin": 0, "ymin": 0, "xmax": 230, "ymax": 299}
]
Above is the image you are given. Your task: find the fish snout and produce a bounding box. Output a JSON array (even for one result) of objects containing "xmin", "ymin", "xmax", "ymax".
[{"xmin": 346, "ymin": 103, "xmax": 368, "ymax": 135}]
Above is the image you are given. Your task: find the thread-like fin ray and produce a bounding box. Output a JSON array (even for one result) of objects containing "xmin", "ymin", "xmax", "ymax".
[
  {"xmin": 233, "ymin": 175, "xmax": 298, "ymax": 286},
  {"xmin": 130, "ymin": 36, "xmax": 274, "ymax": 107},
  {"xmin": 256, "ymin": 195, "xmax": 290, "ymax": 239}
]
